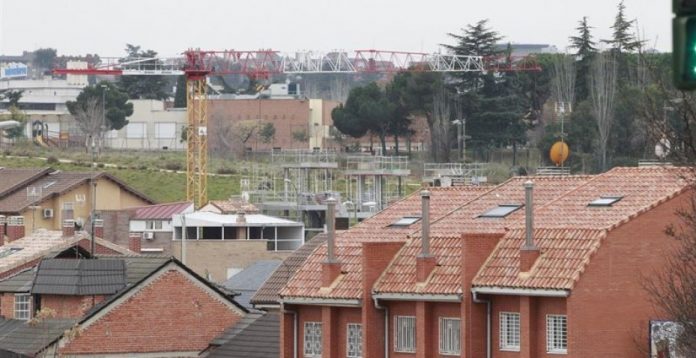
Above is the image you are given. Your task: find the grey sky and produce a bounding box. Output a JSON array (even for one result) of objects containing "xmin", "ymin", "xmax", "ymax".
[{"xmin": 0, "ymin": 0, "xmax": 671, "ymax": 58}]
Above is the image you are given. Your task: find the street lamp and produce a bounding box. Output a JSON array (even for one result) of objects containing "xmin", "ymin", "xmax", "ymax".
[{"xmin": 452, "ymin": 119, "xmax": 465, "ymax": 161}]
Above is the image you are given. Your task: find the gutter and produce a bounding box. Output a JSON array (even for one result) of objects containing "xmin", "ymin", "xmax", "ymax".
[
  {"xmin": 472, "ymin": 291, "xmax": 491, "ymax": 358},
  {"xmin": 372, "ymin": 292, "xmax": 461, "ymax": 302},
  {"xmin": 373, "ymin": 297, "xmax": 389, "ymax": 358},
  {"xmin": 281, "ymin": 297, "xmax": 361, "ymax": 307},
  {"xmin": 471, "ymin": 286, "xmax": 570, "ymax": 297}
]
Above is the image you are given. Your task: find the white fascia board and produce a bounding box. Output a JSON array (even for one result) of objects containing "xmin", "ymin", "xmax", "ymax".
[
  {"xmin": 471, "ymin": 286, "xmax": 570, "ymax": 297},
  {"xmin": 372, "ymin": 293, "xmax": 462, "ymax": 302},
  {"xmin": 281, "ymin": 297, "xmax": 362, "ymax": 307}
]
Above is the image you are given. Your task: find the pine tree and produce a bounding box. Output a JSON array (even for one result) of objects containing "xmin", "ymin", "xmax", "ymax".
[
  {"xmin": 174, "ymin": 76, "xmax": 186, "ymax": 108},
  {"xmin": 569, "ymin": 16, "xmax": 597, "ymax": 102},
  {"xmin": 443, "ymin": 19, "xmax": 502, "ymax": 91},
  {"xmin": 603, "ymin": 1, "xmax": 641, "ymax": 53}
]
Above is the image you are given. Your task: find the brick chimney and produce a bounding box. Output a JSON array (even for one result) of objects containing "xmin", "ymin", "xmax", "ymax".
[
  {"xmin": 236, "ymin": 210, "xmax": 247, "ymax": 240},
  {"xmin": 6, "ymin": 216, "xmax": 25, "ymax": 242},
  {"xmin": 416, "ymin": 190, "xmax": 437, "ymax": 282},
  {"xmin": 93, "ymin": 219, "xmax": 104, "ymax": 238},
  {"xmin": 322, "ymin": 197, "xmax": 341, "ymax": 287},
  {"xmin": 62, "ymin": 219, "xmax": 75, "ymax": 237},
  {"xmin": 520, "ymin": 181, "xmax": 540, "ymax": 273},
  {"xmin": 0, "ymin": 215, "xmax": 5, "ymax": 246},
  {"xmin": 128, "ymin": 232, "xmax": 141, "ymax": 253}
]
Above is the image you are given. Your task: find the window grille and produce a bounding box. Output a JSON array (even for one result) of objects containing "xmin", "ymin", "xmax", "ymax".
[
  {"xmin": 14, "ymin": 294, "xmax": 31, "ymax": 320},
  {"xmin": 303, "ymin": 322, "xmax": 322, "ymax": 357},
  {"xmin": 500, "ymin": 312, "xmax": 521, "ymax": 351},
  {"xmin": 347, "ymin": 323, "xmax": 363, "ymax": 358},
  {"xmin": 439, "ymin": 317, "xmax": 461, "ymax": 355},
  {"xmin": 546, "ymin": 315, "xmax": 568, "ymax": 354},
  {"xmin": 394, "ymin": 316, "xmax": 416, "ymax": 353}
]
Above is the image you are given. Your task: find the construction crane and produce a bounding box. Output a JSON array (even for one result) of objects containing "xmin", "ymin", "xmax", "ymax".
[{"xmin": 55, "ymin": 49, "xmax": 540, "ymax": 208}]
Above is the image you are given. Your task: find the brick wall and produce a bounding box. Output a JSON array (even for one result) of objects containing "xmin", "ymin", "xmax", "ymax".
[
  {"xmin": 59, "ymin": 268, "xmax": 242, "ymax": 355},
  {"xmin": 0, "ymin": 294, "xmax": 13, "ymax": 319},
  {"xmin": 77, "ymin": 238, "xmax": 124, "ymax": 255},
  {"xmin": 40, "ymin": 295, "xmax": 106, "ymax": 319}
]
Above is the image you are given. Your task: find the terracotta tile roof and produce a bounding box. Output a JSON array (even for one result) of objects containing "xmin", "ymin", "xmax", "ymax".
[
  {"xmin": 0, "ymin": 168, "xmax": 52, "ymax": 197},
  {"xmin": 280, "ymin": 186, "xmax": 488, "ymax": 300},
  {"xmin": 131, "ymin": 201, "xmax": 192, "ymax": 220},
  {"xmin": 371, "ymin": 175, "xmax": 592, "ymax": 296},
  {"xmin": 206, "ymin": 200, "xmax": 260, "ymax": 214},
  {"xmin": 473, "ymin": 166, "xmax": 690, "ymax": 290}
]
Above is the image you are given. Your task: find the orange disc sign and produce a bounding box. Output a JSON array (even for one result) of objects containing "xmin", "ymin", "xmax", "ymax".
[{"xmin": 550, "ymin": 141, "xmax": 570, "ymax": 166}]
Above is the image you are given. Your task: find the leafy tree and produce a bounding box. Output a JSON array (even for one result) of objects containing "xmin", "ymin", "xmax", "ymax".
[
  {"xmin": 292, "ymin": 129, "xmax": 309, "ymax": 143},
  {"xmin": 174, "ymin": 76, "xmax": 187, "ymax": 108},
  {"xmin": 32, "ymin": 48, "xmax": 57, "ymax": 72},
  {"xmin": 67, "ymin": 81, "xmax": 133, "ymax": 131},
  {"xmin": 569, "ymin": 16, "xmax": 598, "ymax": 102},
  {"xmin": 117, "ymin": 44, "xmax": 170, "ymax": 100},
  {"xmin": 332, "ymin": 83, "xmax": 394, "ymax": 154},
  {"xmin": 259, "ymin": 122, "xmax": 276, "ymax": 144},
  {"xmin": 0, "ymin": 90, "xmax": 26, "ymax": 140}
]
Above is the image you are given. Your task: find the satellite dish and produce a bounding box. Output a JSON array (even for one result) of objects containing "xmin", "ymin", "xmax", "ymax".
[
  {"xmin": 549, "ymin": 141, "xmax": 570, "ymax": 166},
  {"xmin": 655, "ymin": 138, "xmax": 671, "ymax": 159}
]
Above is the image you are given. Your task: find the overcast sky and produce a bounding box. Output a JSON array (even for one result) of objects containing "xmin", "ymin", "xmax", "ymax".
[{"xmin": 0, "ymin": 0, "xmax": 671, "ymax": 58}]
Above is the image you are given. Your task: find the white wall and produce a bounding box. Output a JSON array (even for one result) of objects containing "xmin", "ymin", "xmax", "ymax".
[{"xmin": 104, "ymin": 100, "xmax": 187, "ymax": 150}]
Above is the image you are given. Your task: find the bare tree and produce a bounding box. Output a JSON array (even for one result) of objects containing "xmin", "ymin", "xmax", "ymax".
[
  {"xmin": 552, "ymin": 54, "xmax": 576, "ymax": 115},
  {"xmin": 589, "ymin": 52, "xmax": 618, "ymax": 171},
  {"xmin": 72, "ymin": 97, "xmax": 106, "ymax": 152},
  {"xmin": 431, "ymin": 85, "xmax": 452, "ymax": 162}
]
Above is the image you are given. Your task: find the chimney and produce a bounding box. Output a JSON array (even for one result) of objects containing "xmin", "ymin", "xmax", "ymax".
[
  {"xmin": 93, "ymin": 219, "xmax": 104, "ymax": 238},
  {"xmin": 416, "ymin": 190, "xmax": 437, "ymax": 282},
  {"xmin": 6, "ymin": 216, "xmax": 25, "ymax": 242},
  {"xmin": 322, "ymin": 197, "xmax": 341, "ymax": 287},
  {"xmin": 520, "ymin": 180, "xmax": 540, "ymax": 273},
  {"xmin": 129, "ymin": 232, "xmax": 141, "ymax": 253},
  {"xmin": 236, "ymin": 211, "xmax": 247, "ymax": 240},
  {"xmin": 62, "ymin": 219, "xmax": 75, "ymax": 237},
  {"xmin": 0, "ymin": 215, "xmax": 5, "ymax": 245}
]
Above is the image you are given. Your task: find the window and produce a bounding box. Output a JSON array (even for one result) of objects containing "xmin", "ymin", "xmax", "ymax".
[
  {"xmin": 439, "ymin": 317, "xmax": 461, "ymax": 355},
  {"xmin": 546, "ymin": 315, "xmax": 568, "ymax": 354},
  {"xmin": 394, "ymin": 315, "xmax": 416, "ymax": 353},
  {"xmin": 14, "ymin": 294, "xmax": 31, "ymax": 320},
  {"xmin": 146, "ymin": 220, "xmax": 163, "ymax": 231},
  {"xmin": 126, "ymin": 122, "xmax": 146, "ymax": 139},
  {"xmin": 63, "ymin": 202, "xmax": 74, "ymax": 211},
  {"xmin": 42, "ymin": 181, "xmax": 56, "ymax": 189},
  {"xmin": 588, "ymin": 196, "xmax": 623, "ymax": 207},
  {"xmin": 347, "ymin": 323, "xmax": 363, "ymax": 358},
  {"xmin": 479, "ymin": 204, "xmax": 522, "ymax": 218},
  {"xmin": 304, "ymin": 322, "xmax": 322, "ymax": 357},
  {"xmin": 500, "ymin": 312, "xmax": 521, "ymax": 351},
  {"xmin": 105, "ymin": 129, "xmax": 118, "ymax": 138},
  {"xmin": 155, "ymin": 123, "xmax": 176, "ymax": 139},
  {"xmin": 390, "ymin": 216, "xmax": 421, "ymax": 227}
]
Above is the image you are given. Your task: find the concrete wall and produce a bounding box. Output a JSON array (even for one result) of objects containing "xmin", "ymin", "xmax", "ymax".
[{"xmin": 104, "ymin": 100, "xmax": 187, "ymax": 151}]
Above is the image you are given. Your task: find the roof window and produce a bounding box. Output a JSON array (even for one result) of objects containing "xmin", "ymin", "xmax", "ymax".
[
  {"xmin": 390, "ymin": 216, "xmax": 421, "ymax": 227},
  {"xmin": 479, "ymin": 204, "xmax": 522, "ymax": 218},
  {"xmin": 0, "ymin": 248, "xmax": 22, "ymax": 259},
  {"xmin": 588, "ymin": 196, "xmax": 623, "ymax": 207},
  {"xmin": 43, "ymin": 181, "xmax": 56, "ymax": 189}
]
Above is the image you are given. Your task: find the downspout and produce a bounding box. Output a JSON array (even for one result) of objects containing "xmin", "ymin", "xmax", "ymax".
[
  {"xmin": 472, "ymin": 291, "xmax": 491, "ymax": 358},
  {"xmin": 282, "ymin": 304, "xmax": 298, "ymax": 358},
  {"xmin": 373, "ymin": 297, "xmax": 389, "ymax": 358}
]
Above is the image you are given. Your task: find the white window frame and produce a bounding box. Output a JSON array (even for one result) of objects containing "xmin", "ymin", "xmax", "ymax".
[
  {"xmin": 145, "ymin": 220, "xmax": 163, "ymax": 231},
  {"xmin": 303, "ymin": 321, "xmax": 322, "ymax": 358},
  {"xmin": 347, "ymin": 323, "xmax": 363, "ymax": 358},
  {"xmin": 14, "ymin": 294, "xmax": 31, "ymax": 320},
  {"xmin": 394, "ymin": 315, "xmax": 416, "ymax": 353},
  {"xmin": 126, "ymin": 122, "xmax": 146, "ymax": 139},
  {"xmin": 500, "ymin": 312, "xmax": 521, "ymax": 351},
  {"xmin": 439, "ymin": 317, "xmax": 461, "ymax": 356},
  {"xmin": 546, "ymin": 314, "xmax": 568, "ymax": 354}
]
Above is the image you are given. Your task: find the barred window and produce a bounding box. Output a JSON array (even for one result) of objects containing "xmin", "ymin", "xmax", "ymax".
[
  {"xmin": 347, "ymin": 323, "xmax": 363, "ymax": 358},
  {"xmin": 14, "ymin": 294, "xmax": 31, "ymax": 320},
  {"xmin": 500, "ymin": 312, "xmax": 521, "ymax": 351},
  {"xmin": 439, "ymin": 317, "xmax": 461, "ymax": 355},
  {"xmin": 546, "ymin": 315, "xmax": 568, "ymax": 354},
  {"xmin": 394, "ymin": 315, "xmax": 416, "ymax": 353},
  {"xmin": 303, "ymin": 322, "xmax": 322, "ymax": 357}
]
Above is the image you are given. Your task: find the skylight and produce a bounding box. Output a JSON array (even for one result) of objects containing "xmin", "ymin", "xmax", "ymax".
[
  {"xmin": 390, "ymin": 216, "xmax": 421, "ymax": 227},
  {"xmin": 43, "ymin": 181, "xmax": 56, "ymax": 189},
  {"xmin": 479, "ymin": 204, "xmax": 522, "ymax": 218},
  {"xmin": 0, "ymin": 248, "xmax": 23, "ymax": 259},
  {"xmin": 588, "ymin": 196, "xmax": 623, "ymax": 207}
]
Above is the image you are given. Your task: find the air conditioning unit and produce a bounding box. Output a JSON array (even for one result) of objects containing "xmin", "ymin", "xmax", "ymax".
[
  {"xmin": 43, "ymin": 208, "xmax": 54, "ymax": 219},
  {"xmin": 142, "ymin": 232, "xmax": 155, "ymax": 240}
]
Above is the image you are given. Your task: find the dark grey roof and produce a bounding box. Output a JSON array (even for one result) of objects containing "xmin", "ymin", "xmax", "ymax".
[
  {"xmin": 104, "ymin": 255, "xmax": 169, "ymax": 285},
  {"xmin": 209, "ymin": 313, "xmax": 264, "ymax": 346},
  {"xmin": 32, "ymin": 259, "xmax": 126, "ymax": 296},
  {"xmin": 223, "ymin": 260, "xmax": 281, "ymax": 310},
  {"xmin": 0, "ymin": 318, "xmax": 76, "ymax": 356},
  {"xmin": 208, "ymin": 313, "xmax": 279, "ymax": 358},
  {"xmin": 0, "ymin": 269, "xmax": 34, "ymax": 293},
  {"xmin": 251, "ymin": 234, "xmax": 327, "ymax": 306}
]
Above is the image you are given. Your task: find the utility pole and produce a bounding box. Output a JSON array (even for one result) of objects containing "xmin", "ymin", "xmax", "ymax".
[{"xmin": 91, "ymin": 84, "xmax": 107, "ymax": 256}]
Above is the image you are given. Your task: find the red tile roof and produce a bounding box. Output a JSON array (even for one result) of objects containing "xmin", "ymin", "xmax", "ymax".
[
  {"xmin": 373, "ymin": 175, "xmax": 591, "ymax": 296},
  {"xmin": 206, "ymin": 200, "xmax": 260, "ymax": 214},
  {"xmin": 473, "ymin": 166, "xmax": 690, "ymax": 290},
  {"xmin": 280, "ymin": 186, "xmax": 489, "ymax": 300},
  {"xmin": 131, "ymin": 202, "xmax": 193, "ymax": 220}
]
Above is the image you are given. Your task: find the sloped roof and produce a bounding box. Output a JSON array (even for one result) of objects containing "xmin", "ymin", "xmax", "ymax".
[
  {"xmin": 250, "ymin": 234, "xmax": 327, "ymax": 306},
  {"xmin": 0, "ymin": 168, "xmax": 52, "ymax": 198},
  {"xmin": 473, "ymin": 166, "xmax": 690, "ymax": 290},
  {"xmin": 372, "ymin": 176, "xmax": 591, "ymax": 296},
  {"xmin": 281, "ymin": 186, "xmax": 488, "ymax": 300},
  {"xmin": 0, "ymin": 269, "xmax": 34, "ymax": 293},
  {"xmin": 130, "ymin": 201, "xmax": 192, "ymax": 220},
  {"xmin": 0, "ymin": 170, "xmax": 154, "ymax": 213},
  {"xmin": 209, "ymin": 312, "xmax": 264, "ymax": 347},
  {"xmin": 32, "ymin": 259, "xmax": 126, "ymax": 296},
  {"xmin": 222, "ymin": 260, "xmax": 281, "ymax": 310},
  {"xmin": 206, "ymin": 200, "xmax": 260, "ymax": 214},
  {"xmin": 208, "ymin": 313, "xmax": 279, "ymax": 358},
  {"xmin": 0, "ymin": 318, "xmax": 77, "ymax": 357}
]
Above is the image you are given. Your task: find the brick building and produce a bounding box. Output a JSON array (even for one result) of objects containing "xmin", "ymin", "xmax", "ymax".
[{"xmin": 278, "ymin": 166, "xmax": 689, "ymax": 358}]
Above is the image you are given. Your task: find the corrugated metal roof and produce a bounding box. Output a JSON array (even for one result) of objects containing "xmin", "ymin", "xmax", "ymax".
[
  {"xmin": 32, "ymin": 259, "xmax": 126, "ymax": 295},
  {"xmin": 131, "ymin": 202, "xmax": 193, "ymax": 220},
  {"xmin": 177, "ymin": 212, "xmax": 303, "ymax": 227}
]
